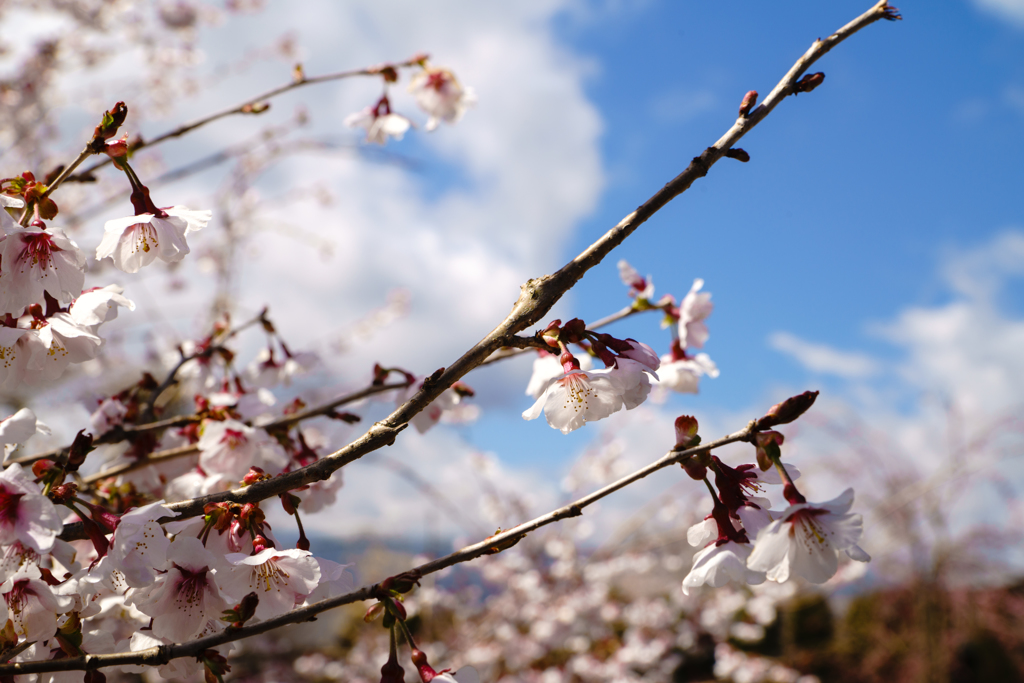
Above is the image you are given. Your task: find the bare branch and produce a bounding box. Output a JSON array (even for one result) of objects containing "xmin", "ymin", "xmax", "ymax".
[{"xmin": 66, "ymin": 58, "xmax": 427, "ymax": 183}]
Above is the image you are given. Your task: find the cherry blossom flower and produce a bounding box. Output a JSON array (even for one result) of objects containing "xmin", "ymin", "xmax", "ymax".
[
  {"xmin": 525, "ymin": 352, "xmax": 592, "ymax": 400},
  {"xmin": 617, "ymin": 259, "xmax": 654, "ymax": 300},
  {"xmin": 197, "ymin": 418, "xmax": 289, "ymax": 481},
  {"xmin": 0, "ymin": 194, "xmax": 24, "ymax": 230},
  {"xmin": 683, "ymin": 498, "xmax": 766, "ymax": 594},
  {"xmin": 683, "ymin": 541, "xmax": 766, "ymax": 595},
  {"xmin": 1, "ymin": 564, "xmax": 73, "ymax": 641},
  {"xmin": 747, "ymin": 488, "xmax": 870, "ymax": 584},
  {"xmin": 245, "ymin": 346, "xmax": 320, "ymax": 388},
  {"xmin": 617, "ymin": 340, "xmax": 660, "ymax": 372},
  {"xmin": 0, "ymin": 462, "xmax": 63, "ymax": 552},
  {"xmin": 96, "ymin": 205, "xmax": 211, "ymax": 273},
  {"xmin": 129, "ymin": 535, "xmax": 229, "ymax": 642},
  {"xmin": 408, "ymin": 66, "xmax": 476, "ymax": 130},
  {"xmin": 396, "ymin": 380, "xmax": 476, "ymax": 434},
  {"xmin": 220, "ymin": 547, "xmax": 320, "ymax": 619},
  {"xmin": 430, "ymin": 666, "xmax": 481, "ymax": 683},
  {"xmin": 606, "ymin": 358, "xmax": 656, "ymax": 410},
  {"xmin": 25, "ymin": 311, "xmax": 103, "ymax": 382},
  {"xmin": 0, "ymin": 225, "xmax": 86, "ymax": 312},
  {"xmin": 678, "ymin": 278, "xmax": 713, "ymax": 349},
  {"xmin": 69, "ymin": 285, "xmax": 135, "ymax": 330},
  {"xmin": 102, "ymin": 500, "xmax": 178, "ymax": 588},
  {"xmin": 90, "ymin": 397, "xmax": 129, "ymax": 437},
  {"xmin": 344, "ymin": 101, "xmax": 412, "ymax": 145},
  {"xmin": 523, "ymin": 367, "xmax": 623, "ymax": 434},
  {"xmin": 303, "ymin": 557, "xmax": 355, "ymax": 605},
  {"xmin": 656, "ymin": 352, "xmax": 719, "ymax": 394},
  {"xmin": 0, "ymin": 326, "xmax": 34, "ymax": 391},
  {"xmin": 0, "ymin": 408, "xmax": 50, "ymax": 456}
]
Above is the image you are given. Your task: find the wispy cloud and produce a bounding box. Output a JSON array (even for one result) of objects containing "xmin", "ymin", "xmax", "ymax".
[{"xmin": 768, "ymin": 331, "xmax": 880, "ymax": 378}]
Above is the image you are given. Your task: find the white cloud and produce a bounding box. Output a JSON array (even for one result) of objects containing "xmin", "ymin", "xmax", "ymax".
[
  {"xmin": 971, "ymin": 0, "xmax": 1024, "ymax": 26},
  {"xmin": 768, "ymin": 331, "xmax": 880, "ymax": 378}
]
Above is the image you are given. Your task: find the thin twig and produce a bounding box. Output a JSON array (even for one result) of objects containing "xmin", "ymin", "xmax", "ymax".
[
  {"xmin": 66, "ymin": 58, "xmax": 426, "ymax": 183},
  {"xmin": 6, "ymin": 421, "xmax": 756, "ymax": 675}
]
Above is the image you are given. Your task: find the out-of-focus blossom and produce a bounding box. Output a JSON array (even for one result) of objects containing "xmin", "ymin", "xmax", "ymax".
[
  {"xmin": 0, "ymin": 408, "xmax": 50, "ymax": 453},
  {"xmin": 656, "ymin": 352, "xmax": 718, "ymax": 394},
  {"xmin": 617, "ymin": 259, "xmax": 654, "ymax": 300},
  {"xmin": 678, "ymin": 278, "xmax": 713, "ymax": 349},
  {"xmin": 408, "ymin": 66, "xmax": 476, "ymax": 130},
  {"xmin": 344, "ymin": 104, "xmax": 412, "ymax": 145},
  {"xmin": 197, "ymin": 418, "xmax": 289, "ymax": 481}
]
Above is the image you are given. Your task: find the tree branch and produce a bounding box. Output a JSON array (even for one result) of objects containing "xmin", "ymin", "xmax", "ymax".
[
  {"xmin": 65, "ymin": 57, "xmax": 427, "ymax": 183},
  {"xmin": 4, "ymin": 419, "xmax": 758, "ymax": 675}
]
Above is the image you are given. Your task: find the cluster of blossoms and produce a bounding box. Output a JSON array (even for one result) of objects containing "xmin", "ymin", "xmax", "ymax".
[
  {"xmin": 676, "ymin": 405, "xmax": 870, "ymax": 595},
  {"xmin": 346, "ymin": 58, "xmax": 476, "ymax": 145},
  {"xmin": 521, "ymin": 263, "xmax": 719, "ymax": 434}
]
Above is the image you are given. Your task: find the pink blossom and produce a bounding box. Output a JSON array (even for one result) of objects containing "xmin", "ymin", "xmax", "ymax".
[
  {"xmin": 69, "ymin": 285, "xmax": 135, "ymax": 330},
  {"xmin": 408, "ymin": 66, "xmax": 476, "ymax": 130},
  {"xmin": 344, "ymin": 105, "xmax": 412, "ymax": 145},
  {"xmin": 0, "ymin": 225, "xmax": 86, "ymax": 311},
  {"xmin": 96, "ymin": 206, "xmax": 211, "ymax": 273},
  {"xmin": 523, "ymin": 368, "xmax": 623, "ymax": 434},
  {"xmin": 220, "ymin": 547, "xmax": 320, "ymax": 619},
  {"xmin": 25, "ymin": 311, "xmax": 103, "ymax": 382},
  {"xmin": 1, "ymin": 565, "xmax": 73, "ymax": 641},
  {"xmin": 656, "ymin": 352, "xmax": 719, "ymax": 394},
  {"xmin": 0, "ymin": 326, "xmax": 34, "ymax": 391},
  {"xmin": 0, "ymin": 408, "xmax": 49, "ymax": 447},
  {"xmin": 197, "ymin": 418, "xmax": 288, "ymax": 481},
  {"xmin": 747, "ymin": 488, "xmax": 870, "ymax": 584},
  {"xmin": 303, "ymin": 557, "xmax": 355, "ymax": 605},
  {"xmin": 89, "ymin": 397, "xmax": 129, "ymax": 437},
  {"xmin": 0, "ymin": 462, "xmax": 63, "ymax": 552},
  {"xmin": 129, "ymin": 535, "xmax": 229, "ymax": 642},
  {"xmin": 103, "ymin": 501, "xmax": 178, "ymax": 588},
  {"xmin": 525, "ymin": 352, "xmax": 592, "ymax": 400},
  {"xmin": 678, "ymin": 278, "xmax": 713, "ymax": 349},
  {"xmin": 682, "ymin": 541, "xmax": 766, "ymax": 595},
  {"xmin": 617, "ymin": 259, "xmax": 654, "ymax": 300}
]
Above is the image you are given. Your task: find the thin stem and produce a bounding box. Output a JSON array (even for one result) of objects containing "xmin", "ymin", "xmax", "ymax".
[{"xmin": 66, "ymin": 58, "xmax": 427, "ymax": 183}]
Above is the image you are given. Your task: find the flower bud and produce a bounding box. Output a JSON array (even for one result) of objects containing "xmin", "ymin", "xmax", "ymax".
[
  {"xmin": 738, "ymin": 90, "xmax": 758, "ymax": 117},
  {"xmin": 242, "ymin": 467, "xmax": 269, "ymax": 486},
  {"xmin": 724, "ymin": 148, "xmax": 750, "ymax": 162},
  {"xmin": 794, "ymin": 72, "xmax": 825, "ymax": 94},
  {"xmin": 754, "ymin": 431, "xmax": 785, "ymax": 471},
  {"xmin": 681, "ymin": 458, "xmax": 707, "ymax": 481},
  {"xmin": 560, "ymin": 318, "xmax": 587, "ymax": 343},
  {"xmin": 756, "ymin": 390, "xmax": 819, "ymax": 429},
  {"xmin": 674, "ymin": 415, "xmax": 700, "ymax": 449}
]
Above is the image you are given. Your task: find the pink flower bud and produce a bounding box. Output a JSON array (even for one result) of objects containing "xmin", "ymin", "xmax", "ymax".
[
  {"xmin": 738, "ymin": 90, "xmax": 758, "ymax": 117},
  {"xmin": 674, "ymin": 415, "xmax": 700, "ymax": 449}
]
